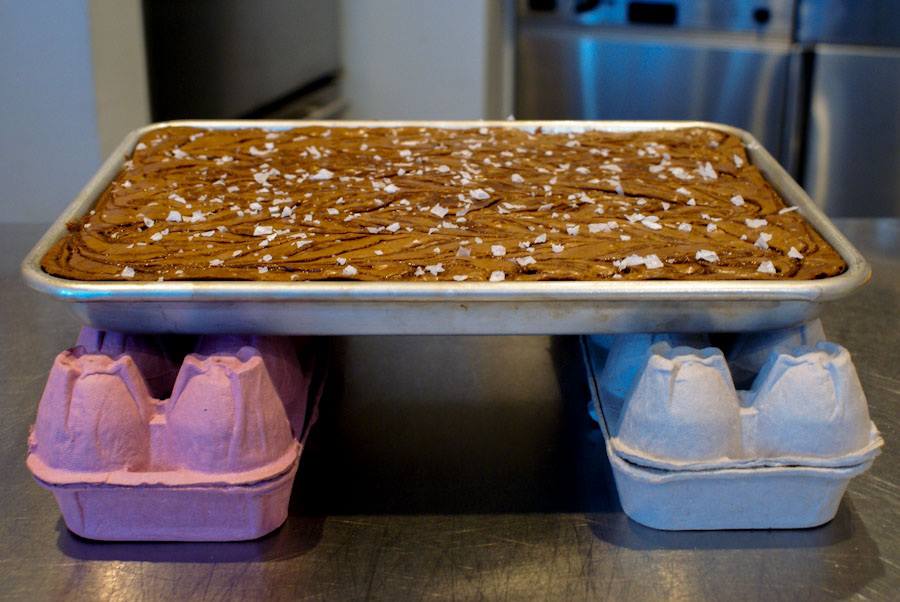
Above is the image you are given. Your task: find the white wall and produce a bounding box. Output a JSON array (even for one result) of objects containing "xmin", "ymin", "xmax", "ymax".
[
  {"xmin": 0, "ymin": 1, "xmax": 102, "ymax": 223},
  {"xmin": 0, "ymin": 0, "xmax": 150, "ymax": 223},
  {"xmin": 89, "ymin": 0, "xmax": 151, "ymax": 159},
  {"xmin": 340, "ymin": 0, "xmax": 513, "ymax": 120}
]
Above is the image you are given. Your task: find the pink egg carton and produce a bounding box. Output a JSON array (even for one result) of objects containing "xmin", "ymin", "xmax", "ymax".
[
  {"xmin": 583, "ymin": 320, "xmax": 883, "ymax": 530},
  {"xmin": 27, "ymin": 328, "xmax": 324, "ymax": 541}
]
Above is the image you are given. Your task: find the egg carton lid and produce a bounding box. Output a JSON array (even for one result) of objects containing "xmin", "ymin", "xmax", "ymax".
[
  {"xmin": 607, "ymin": 438, "xmax": 876, "ymax": 482},
  {"xmin": 586, "ymin": 337, "xmax": 883, "ymax": 473},
  {"xmin": 611, "ymin": 426, "xmax": 882, "ymax": 472},
  {"xmin": 26, "ymin": 441, "xmax": 302, "ymax": 489}
]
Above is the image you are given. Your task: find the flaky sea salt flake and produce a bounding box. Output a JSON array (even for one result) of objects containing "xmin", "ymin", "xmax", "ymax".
[
  {"xmin": 745, "ymin": 218, "xmax": 768, "ymax": 229},
  {"xmin": 695, "ymin": 249, "xmax": 719, "ymax": 263},
  {"xmin": 614, "ymin": 255, "xmax": 646, "ymax": 271},
  {"xmin": 669, "ymin": 167, "xmax": 693, "ymax": 181},
  {"xmin": 755, "ymin": 232, "xmax": 773, "ymax": 249},
  {"xmin": 425, "ymin": 263, "xmax": 444, "ymax": 276},
  {"xmin": 516, "ymin": 256, "xmax": 537, "ymax": 267},
  {"xmin": 696, "ymin": 161, "xmax": 718, "ymax": 181},
  {"xmin": 150, "ymin": 228, "xmax": 169, "ymax": 242},
  {"xmin": 758, "ymin": 260, "xmax": 776, "ymax": 274},
  {"xmin": 643, "ymin": 254, "xmax": 663, "ymax": 269}
]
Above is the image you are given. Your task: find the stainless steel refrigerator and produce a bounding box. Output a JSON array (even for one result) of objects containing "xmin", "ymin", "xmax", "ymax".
[
  {"xmin": 516, "ymin": 0, "xmax": 900, "ymax": 217},
  {"xmin": 797, "ymin": 0, "xmax": 900, "ymax": 217}
]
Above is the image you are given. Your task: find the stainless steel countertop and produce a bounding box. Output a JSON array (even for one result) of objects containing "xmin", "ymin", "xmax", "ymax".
[{"xmin": 1, "ymin": 220, "xmax": 897, "ymax": 601}]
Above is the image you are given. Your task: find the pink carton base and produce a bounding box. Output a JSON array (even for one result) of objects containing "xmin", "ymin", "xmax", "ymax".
[
  {"xmin": 37, "ymin": 460, "xmax": 299, "ymax": 542},
  {"xmin": 27, "ymin": 329, "xmax": 322, "ymax": 542}
]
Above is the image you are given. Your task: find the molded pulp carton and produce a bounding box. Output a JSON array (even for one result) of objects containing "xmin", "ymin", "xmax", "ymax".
[
  {"xmin": 584, "ymin": 320, "xmax": 883, "ymax": 530},
  {"xmin": 27, "ymin": 329, "xmax": 323, "ymax": 541}
]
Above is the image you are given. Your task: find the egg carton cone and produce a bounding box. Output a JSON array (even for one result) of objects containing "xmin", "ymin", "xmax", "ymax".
[
  {"xmin": 609, "ymin": 337, "xmax": 882, "ymax": 471},
  {"xmin": 580, "ymin": 332, "xmax": 882, "ymax": 530},
  {"xmin": 726, "ymin": 319, "xmax": 826, "ymax": 389},
  {"xmin": 74, "ymin": 328, "xmax": 186, "ymax": 399},
  {"xmin": 597, "ymin": 332, "xmax": 710, "ymax": 412},
  {"xmin": 26, "ymin": 330, "xmax": 323, "ymax": 541}
]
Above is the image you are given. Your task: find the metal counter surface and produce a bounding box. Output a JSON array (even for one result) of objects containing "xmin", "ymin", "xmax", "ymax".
[{"xmin": 1, "ymin": 220, "xmax": 897, "ymax": 601}]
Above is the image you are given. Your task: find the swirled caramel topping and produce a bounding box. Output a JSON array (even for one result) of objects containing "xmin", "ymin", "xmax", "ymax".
[{"xmin": 41, "ymin": 125, "xmax": 846, "ymax": 282}]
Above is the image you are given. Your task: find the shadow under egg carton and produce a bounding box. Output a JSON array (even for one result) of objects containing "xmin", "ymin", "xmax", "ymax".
[
  {"xmin": 582, "ymin": 320, "xmax": 883, "ymax": 530},
  {"xmin": 26, "ymin": 328, "xmax": 324, "ymax": 541}
]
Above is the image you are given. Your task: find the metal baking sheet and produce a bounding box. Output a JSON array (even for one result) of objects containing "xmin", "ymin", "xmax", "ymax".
[{"xmin": 20, "ymin": 120, "xmax": 871, "ymax": 334}]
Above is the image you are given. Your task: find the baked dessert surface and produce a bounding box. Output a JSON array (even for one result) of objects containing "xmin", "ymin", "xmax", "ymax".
[{"xmin": 41, "ymin": 125, "xmax": 847, "ymax": 282}]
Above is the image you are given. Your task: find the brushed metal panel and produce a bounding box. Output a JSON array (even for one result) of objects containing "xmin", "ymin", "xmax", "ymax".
[
  {"xmin": 797, "ymin": 0, "xmax": 900, "ymax": 47},
  {"xmin": 804, "ymin": 45, "xmax": 900, "ymax": 217},
  {"xmin": 516, "ymin": 28, "xmax": 793, "ymax": 162}
]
